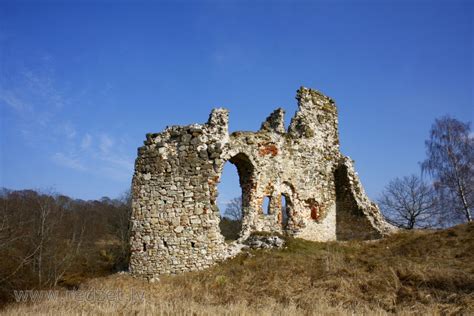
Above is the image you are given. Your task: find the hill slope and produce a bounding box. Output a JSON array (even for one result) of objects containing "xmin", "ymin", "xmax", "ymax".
[{"xmin": 3, "ymin": 223, "xmax": 473, "ymax": 315}]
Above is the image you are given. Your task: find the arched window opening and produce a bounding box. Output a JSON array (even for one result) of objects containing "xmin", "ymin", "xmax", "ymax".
[
  {"xmin": 262, "ymin": 196, "xmax": 271, "ymax": 215},
  {"xmin": 281, "ymin": 194, "xmax": 289, "ymax": 226}
]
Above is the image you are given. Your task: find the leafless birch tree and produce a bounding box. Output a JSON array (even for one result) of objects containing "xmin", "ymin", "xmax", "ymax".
[{"xmin": 421, "ymin": 116, "xmax": 473, "ymax": 223}]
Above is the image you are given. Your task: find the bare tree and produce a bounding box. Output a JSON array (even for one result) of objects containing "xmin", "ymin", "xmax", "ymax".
[
  {"xmin": 224, "ymin": 196, "xmax": 242, "ymax": 221},
  {"xmin": 220, "ymin": 196, "xmax": 242, "ymax": 241},
  {"xmin": 0, "ymin": 191, "xmax": 38, "ymax": 283},
  {"xmin": 109, "ymin": 189, "xmax": 132, "ymax": 270},
  {"xmin": 378, "ymin": 175, "xmax": 437, "ymax": 229},
  {"xmin": 421, "ymin": 116, "xmax": 473, "ymax": 223},
  {"xmin": 29, "ymin": 191, "xmax": 85, "ymax": 287},
  {"xmin": 0, "ymin": 188, "xmax": 137, "ymax": 303}
]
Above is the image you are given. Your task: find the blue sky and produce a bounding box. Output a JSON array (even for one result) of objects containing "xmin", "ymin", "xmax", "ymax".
[{"xmin": 0, "ymin": 1, "xmax": 472, "ymax": 208}]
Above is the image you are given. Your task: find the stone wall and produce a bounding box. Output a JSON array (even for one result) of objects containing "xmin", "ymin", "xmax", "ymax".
[{"xmin": 129, "ymin": 87, "xmax": 394, "ymax": 279}]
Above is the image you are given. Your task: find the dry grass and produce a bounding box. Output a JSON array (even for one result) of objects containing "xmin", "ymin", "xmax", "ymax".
[{"xmin": 2, "ymin": 223, "xmax": 473, "ymax": 315}]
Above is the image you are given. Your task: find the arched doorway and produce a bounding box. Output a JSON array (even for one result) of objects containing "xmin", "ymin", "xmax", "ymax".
[
  {"xmin": 279, "ymin": 182, "xmax": 295, "ymax": 231},
  {"xmin": 217, "ymin": 153, "xmax": 255, "ymax": 241}
]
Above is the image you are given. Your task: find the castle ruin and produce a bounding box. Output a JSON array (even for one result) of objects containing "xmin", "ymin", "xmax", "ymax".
[{"xmin": 129, "ymin": 87, "xmax": 394, "ymax": 279}]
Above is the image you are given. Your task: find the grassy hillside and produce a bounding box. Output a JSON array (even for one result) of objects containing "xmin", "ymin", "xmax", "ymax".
[{"xmin": 3, "ymin": 223, "xmax": 473, "ymax": 315}]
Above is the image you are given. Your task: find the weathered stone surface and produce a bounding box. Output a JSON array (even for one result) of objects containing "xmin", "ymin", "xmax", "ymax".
[
  {"xmin": 129, "ymin": 86, "xmax": 395, "ymax": 280},
  {"xmin": 244, "ymin": 235, "xmax": 285, "ymax": 249}
]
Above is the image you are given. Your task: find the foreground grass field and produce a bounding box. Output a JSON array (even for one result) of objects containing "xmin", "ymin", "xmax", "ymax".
[{"xmin": 3, "ymin": 223, "xmax": 473, "ymax": 315}]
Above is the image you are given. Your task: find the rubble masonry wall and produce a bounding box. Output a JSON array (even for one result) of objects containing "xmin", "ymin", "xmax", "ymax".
[{"xmin": 129, "ymin": 87, "xmax": 394, "ymax": 279}]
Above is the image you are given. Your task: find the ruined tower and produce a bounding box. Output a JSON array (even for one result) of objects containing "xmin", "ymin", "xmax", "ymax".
[{"xmin": 129, "ymin": 87, "xmax": 393, "ymax": 279}]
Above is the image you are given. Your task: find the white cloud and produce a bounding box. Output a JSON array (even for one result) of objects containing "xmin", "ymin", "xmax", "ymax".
[
  {"xmin": 52, "ymin": 152, "xmax": 87, "ymax": 171},
  {"xmin": 99, "ymin": 134, "xmax": 114, "ymax": 154},
  {"xmin": 95, "ymin": 134, "xmax": 133, "ymax": 181},
  {"xmin": 3, "ymin": 59, "xmax": 134, "ymax": 184},
  {"xmin": 60, "ymin": 122, "xmax": 77, "ymax": 139},
  {"xmin": 22, "ymin": 69, "xmax": 65, "ymax": 109},
  {"xmin": 100, "ymin": 155, "xmax": 134, "ymax": 170},
  {"xmin": 100, "ymin": 166, "xmax": 132, "ymax": 182},
  {"xmin": 50, "ymin": 132, "xmax": 133, "ymax": 181},
  {"xmin": 0, "ymin": 67, "xmax": 63, "ymax": 137},
  {"xmin": 81, "ymin": 133, "xmax": 92, "ymax": 150},
  {"xmin": 0, "ymin": 90, "xmax": 32, "ymax": 113}
]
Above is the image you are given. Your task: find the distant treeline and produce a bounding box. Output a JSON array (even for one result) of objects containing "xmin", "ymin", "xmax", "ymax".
[{"xmin": 0, "ymin": 188, "xmax": 131, "ymax": 306}]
